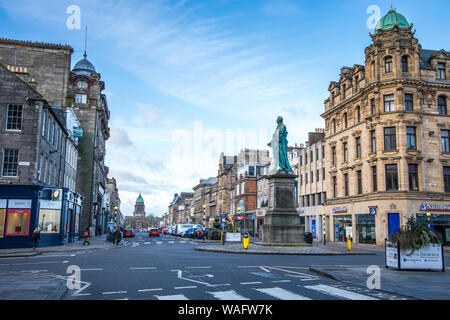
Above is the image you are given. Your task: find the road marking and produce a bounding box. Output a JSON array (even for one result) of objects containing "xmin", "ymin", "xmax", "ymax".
[
  {"xmin": 138, "ymin": 288, "xmax": 163, "ymax": 292},
  {"xmin": 175, "ymin": 286, "xmax": 197, "ymax": 290},
  {"xmin": 256, "ymin": 287, "xmax": 311, "ymax": 300},
  {"xmin": 130, "ymin": 267, "xmax": 157, "ymax": 270},
  {"xmin": 156, "ymin": 242, "xmax": 163, "ymax": 244},
  {"xmin": 144, "ymin": 242, "xmax": 150, "ymax": 245},
  {"xmin": 21, "ymin": 270, "xmax": 48, "ymax": 273},
  {"xmin": 259, "ymin": 266, "xmax": 271, "ymax": 273},
  {"xmin": 271, "ymin": 280, "xmax": 291, "ymax": 283},
  {"xmin": 304, "ymin": 284, "xmax": 378, "ymax": 300},
  {"xmin": 155, "ymin": 294, "xmax": 189, "ymax": 300},
  {"xmin": 185, "ymin": 266, "xmax": 212, "ymax": 269},
  {"xmin": 240, "ymin": 282, "xmax": 262, "ymax": 285},
  {"xmin": 168, "ymin": 241, "xmax": 175, "ymax": 244},
  {"xmin": 207, "ymin": 290, "xmax": 250, "ymax": 300},
  {"xmin": 102, "ymin": 291, "xmax": 127, "ymax": 295},
  {"xmin": 80, "ymin": 268, "xmax": 103, "ymax": 271}
]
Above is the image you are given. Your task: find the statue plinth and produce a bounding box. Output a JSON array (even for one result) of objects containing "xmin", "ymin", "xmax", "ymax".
[{"xmin": 262, "ymin": 171, "xmax": 305, "ymax": 243}]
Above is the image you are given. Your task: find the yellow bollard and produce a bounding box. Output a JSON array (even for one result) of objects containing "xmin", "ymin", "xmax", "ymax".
[
  {"xmin": 347, "ymin": 236, "xmax": 351, "ymax": 251},
  {"xmin": 243, "ymin": 232, "xmax": 250, "ymax": 249}
]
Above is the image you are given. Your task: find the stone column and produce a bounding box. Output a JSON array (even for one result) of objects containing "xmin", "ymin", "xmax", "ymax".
[{"xmin": 262, "ymin": 171, "xmax": 305, "ymax": 243}]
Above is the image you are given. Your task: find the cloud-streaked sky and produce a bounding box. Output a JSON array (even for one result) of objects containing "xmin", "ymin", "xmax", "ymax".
[{"xmin": 1, "ymin": 0, "xmax": 449, "ymax": 216}]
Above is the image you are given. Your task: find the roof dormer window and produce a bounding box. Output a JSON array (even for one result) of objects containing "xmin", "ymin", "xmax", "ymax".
[
  {"xmin": 438, "ymin": 63, "xmax": 446, "ymax": 80},
  {"xmin": 78, "ymin": 81, "xmax": 87, "ymax": 89}
]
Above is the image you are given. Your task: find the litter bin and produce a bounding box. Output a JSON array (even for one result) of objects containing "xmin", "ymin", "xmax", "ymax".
[{"xmin": 304, "ymin": 232, "xmax": 313, "ymax": 244}]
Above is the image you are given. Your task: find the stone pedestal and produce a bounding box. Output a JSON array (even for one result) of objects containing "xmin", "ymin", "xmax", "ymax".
[{"xmin": 262, "ymin": 171, "xmax": 305, "ymax": 243}]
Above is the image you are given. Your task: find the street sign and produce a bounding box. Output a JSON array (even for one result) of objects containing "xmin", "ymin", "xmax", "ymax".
[
  {"xmin": 73, "ymin": 127, "xmax": 84, "ymax": 137},
  {"xmin": 369, "ymin": 207, "xmax": 377, "ymax": 215}
]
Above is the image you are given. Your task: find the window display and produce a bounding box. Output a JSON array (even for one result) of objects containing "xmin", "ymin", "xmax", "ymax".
[
  {"xmin": 6, "ymin": 209, "xmax": 31, "ymax": 235},
  {"xmin": 357, "ymin": 214, "xmax": 376, "ymax": 244},
  {"xmin": 38, "ymin": 209, "xmax": 61, "ymax": 233}
]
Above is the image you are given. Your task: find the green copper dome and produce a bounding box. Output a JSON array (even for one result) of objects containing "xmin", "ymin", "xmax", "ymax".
[
  {"xmin": 375, "ymin": 10, "xmax": 410, "ymax": 34},
  {"xmin": 136, "ymin": 193, "xmax": 144, "ymax": 203}
]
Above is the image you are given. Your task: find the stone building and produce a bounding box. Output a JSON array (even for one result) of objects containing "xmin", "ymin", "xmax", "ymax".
[
  {"xmin": 192, "ymin": 177, "xmax": 218, "ymax": 226},
  {"xmin": 124, "ymin": 194, "xmax": 151, "ymax": 230},
  {"xmin": 298, "ymin": 129, "xmax": 327, "ymax": 242},
  {"xmin": 68, "ymin": 52, "xmax": 110, "ymax": 234},
  {"xmin": 134, "ymin": 193, "xmax": 145, "ymax": 217},
  {"xmin": 322, "ymin": 9, "xmax": 450, "ymax": 246},
  {"xmin": 107, "ymin": 178, "xmax": 122, "ymax": 225},
  {"xmin": 168, "ymin": 192, "xmax": 194, "ymax": 224},
  {"xmin": 216, "ymin": 153, "xmax": 237, "ymax": 218},
  {"xmin": 256, "ymin": 163, "xmax": 271, "ymax": 235}
]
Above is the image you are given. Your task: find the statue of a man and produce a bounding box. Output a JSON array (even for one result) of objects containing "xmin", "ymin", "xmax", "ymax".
[{"xmin": 268, "ymin": 116, "xmax": 293, "ymax": 173}]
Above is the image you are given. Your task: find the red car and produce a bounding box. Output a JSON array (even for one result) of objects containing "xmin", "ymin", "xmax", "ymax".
[
  {"xmin": 123, "ymin": 229, "xmax": 135, "ymax": 237},
  {"xmin": 149, "ymin": 228, "xmax": 160, "ymax": 237}
]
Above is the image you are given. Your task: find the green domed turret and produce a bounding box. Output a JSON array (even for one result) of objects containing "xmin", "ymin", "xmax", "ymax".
[
  {"xmin": 136, "ymin": 193, "xmax": 144, "ymax": 203},
  {"xmin": 375, "ymin": 10, "xmax": 410, "ymax": 34}
]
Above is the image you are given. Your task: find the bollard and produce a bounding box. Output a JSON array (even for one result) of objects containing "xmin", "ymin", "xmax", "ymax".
[
  {"xmin": 243, "ymin": 232, "xmax": 250, "ymax": 249},
  {"xmin": 347, "ymin": 236, "xmax": 352, "ymax": 251},
  {"xmin": 221, "ymin": 232, "xmax": 225, "ymax": 245}
]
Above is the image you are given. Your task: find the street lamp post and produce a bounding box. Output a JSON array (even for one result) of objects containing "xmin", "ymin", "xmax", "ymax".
[
  {"xmin": 202, "ymin": 205, "xmax": 206, "ymax": 227},
  {"xmin": 322, "ymin": 212, "xmax": 326, "ymax": 245},
  {"xmin": 426, "ymin": 212, "xmax": 431, "ymax": 230}
]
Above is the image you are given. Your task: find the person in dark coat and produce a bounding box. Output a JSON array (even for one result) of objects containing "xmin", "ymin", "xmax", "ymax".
[
  {"xmin": 114, "ymin": 226, "xmax": 122, "ymax": 246},
  {"xmin": 32, "ymin": 227, "xmax": 41, "ymax": 250}
]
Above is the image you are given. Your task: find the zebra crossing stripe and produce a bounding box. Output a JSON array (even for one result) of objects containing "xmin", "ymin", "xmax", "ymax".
[
  {"xmin": 207, "ymin": 290, "xmax": 250, "ymax": 300},
  {"xmin": 304, "ymin": 284, "xmax": 378, "ymax": 300},
  {"xmin": 255, "ymin": 287, "xmax": 311, "ymax": 300},
  {"xmin": 155, "ymin": 294, "xmax": 189, "ymax": 300}
]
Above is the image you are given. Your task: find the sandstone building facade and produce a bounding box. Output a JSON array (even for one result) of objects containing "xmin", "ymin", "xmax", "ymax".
[{"xmin": 322, "ymin": 10, "xmax": 450, "ymax": 245}]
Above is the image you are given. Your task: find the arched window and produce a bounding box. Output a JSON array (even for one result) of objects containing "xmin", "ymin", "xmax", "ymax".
[
  {"xmin": 438, "ymin": 96, "xmax": 447, "ymax": 115},
  {"xmin": 385, "ymin": 56, "xmax": 393, "ymax": 73},
  {"xmin": 343, "ymin": 113, "xmax": 348, "ymax": 129},
  {"xmin": 402, "ymin": 56, "xmax": 409, "ymax": 73},
  {"xmin": 356, "ymin": 106, "xmax": 361, "ymax": 123}
]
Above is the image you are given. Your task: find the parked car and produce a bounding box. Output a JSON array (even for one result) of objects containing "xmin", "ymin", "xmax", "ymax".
[
  {"xmin": 185, "ymin": 228, "xmax": 198, "ymax": 238},
  {"xmin": 123, "ymin": 229, "xmax": 135, "ymax": 237},
  {"xmin": 149, "ymin": 228, "xmax": 160, "ymax": 237}
]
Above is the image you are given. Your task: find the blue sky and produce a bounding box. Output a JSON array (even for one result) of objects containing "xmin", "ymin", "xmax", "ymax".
[{"xmin": 1, "ymin": 0, "xmax": 449, "ymax": 216}]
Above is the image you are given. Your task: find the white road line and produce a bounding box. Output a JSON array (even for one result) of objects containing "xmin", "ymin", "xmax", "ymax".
[
  {"xmin": 304, "ymin": 284, "xmax": 378, "ymax": 300},
  {"xmin": 62, "ymin": 261, "xmax": 69, "ymax": 264},
  {"xmin": 156, "ymin": 242, "xmax": 163, "ymax": 244},
  {"xmin": 175, "ymin": 286, "xmax": 197, "ymax": 290},
  {"xmin": 138, "ymin": 288, "xmax": 163, "ymax": 292},
  {"xmin": 259, "ymin": 266, "xmax": 271, "ymax": 273},
  {"xmin": 102, "ymin": 291, "xmax": 127, "ymax": 295},
  {"xmin": 80, "ymin": 268, "xmax": 103, "ymax": 271},
  {"xmin": 240, "ymin": 282, "xmax": 262, "ymax": 285},
  {"xmin": 271, "ymin": 280, "xmax": 291, "ymax": 283},
  {"xmin": 130, "ymin": 267, "xmax": 157, "ymax": 270},
  {"xmin": 256, "ymin": 287, "xmax": 311, "ymax": 300},
  {"xmin": 168, "ymin": 241, "xmax": 175, "ymax": 244},
  {"xmin": 21, "ymin": 270, "xmax": 48, "ymax": 273},
  {"xmin": 207, "ymin": 290, "xmax": 250, "ymax": 300},
  {"xmin": 185, "ymin": 266, "xmax": 212, "ymax": 269},
  {"xmin": 144, "ymin": 242, "xmax": 150, "ymax": 244},
  {"xmin": 155, "ymin": 294, "xmax": 189, "ymax": 300}
]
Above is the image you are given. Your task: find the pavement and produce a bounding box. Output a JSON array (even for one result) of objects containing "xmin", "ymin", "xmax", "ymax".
[
  {"xmin": 0, "ymin": 234, "xmax": 132, "ymax": 258},
  {"xmin": 195, "ymin": 241, "xmax": 377, "ymax": 255},
  {"xmin": 309, "ymin": 265, "xmax": 449, "ymax": 300}
]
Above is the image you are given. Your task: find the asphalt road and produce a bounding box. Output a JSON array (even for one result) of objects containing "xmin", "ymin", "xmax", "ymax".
[{"xmin": 0, "ymin": 232, "xmax": 414, "ymax": 300}]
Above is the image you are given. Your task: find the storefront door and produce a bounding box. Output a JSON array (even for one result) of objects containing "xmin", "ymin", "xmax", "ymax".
[
  {"xmin": 334, "ymin": 215, "xmax": 352, "ymax": 242},
  {"xmin": 357, "ymin": 214, "xmax": 376, "ymax": 244},
  {"xmin": 388, "ymin": 213, "xmax": 400, "ymax": 239}
]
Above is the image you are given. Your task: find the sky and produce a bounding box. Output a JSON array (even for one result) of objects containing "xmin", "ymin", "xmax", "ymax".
[{"xmin": 0, "ymin": 0, "xmax": 449, "ymax": 217}]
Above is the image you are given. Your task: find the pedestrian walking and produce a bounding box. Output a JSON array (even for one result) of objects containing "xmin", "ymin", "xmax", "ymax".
[
  {"xmin": 83, "ymin": 227, "xmax": 91, "ymax": 245},
  {"xmin": 114, "ymin": 226, "xmax": 122, "ymax": 246},
  {"xmin": 31, "ymin": 227, "xmax": 40, "ymax": 250}
]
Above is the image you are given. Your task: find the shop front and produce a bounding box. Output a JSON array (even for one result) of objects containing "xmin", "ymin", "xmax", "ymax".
[
  {"xmin": 417, "ymin": 203, "xmax": 450, "ymax": 246},
  {"xmin": 334, "ymin": 214, "xmax": 352, "ymax": 242},
  {"xmin": 0, "ymin": 185, "xmax": 82, "ymax": 249},
  {"xmin": 356, "ymin": 214, "xmax": 376, "ymax": 244}
]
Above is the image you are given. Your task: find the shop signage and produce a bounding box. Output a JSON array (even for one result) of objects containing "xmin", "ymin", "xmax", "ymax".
[
  {"xmin": 225, "ymin": 233, "xmax": 241, "ymax": 242},
  {"xmin": 8, "ymin": 199, "xmax": 32, "ymax": 209},
  {"xmin": 73, "ymin": 127, "xmax": 84, "ymax": 137},
  {"xmin": 400, "ymin": 245, "xmax": 443, "ymax": 270},
  {"xmin": 369, "ymin": 207, "xmax": 377, "ymax": 215},
  {"xmin": 333, "ymin": 207, "xmax": 347, "ymax": 213},
  {"xmin": 232, "ymin": 215, "xmax": 246, "ymax": 221},
  {"xmin": 420, "ymin": 203, "xmax": 450, "ymax": 212},
  {"xmin": 40, "ymin": 199, "xmax": 62, "ymax": 210},
  {"xmin": 18, "ymin": 162, "xmax": 30, "ymax": 166}
]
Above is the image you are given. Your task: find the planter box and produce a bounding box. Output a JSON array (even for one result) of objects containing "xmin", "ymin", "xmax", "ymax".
[
  {"xmin": 225, "ymin": 233, "xmax": 241, "ymax": 242},
  {"xmin": 385, "ymin": 240, "xmax": 445, "ymax": 272}
]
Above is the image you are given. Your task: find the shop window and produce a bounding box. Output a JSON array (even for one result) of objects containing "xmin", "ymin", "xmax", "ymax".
[
  {"xmin": 6, "ymin": 209, "xmax": 30, "ymax": 236},
  {"xmin": 357, "ymin": 214, "xmax": 376, "ymax": 244},
  {"xmin": 385, "ymin": 164, "xmax": 399, "ymax": 191},
  {"xmin": 0, "ymin": 207, "xmax": 5, "ymax": 237}
]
